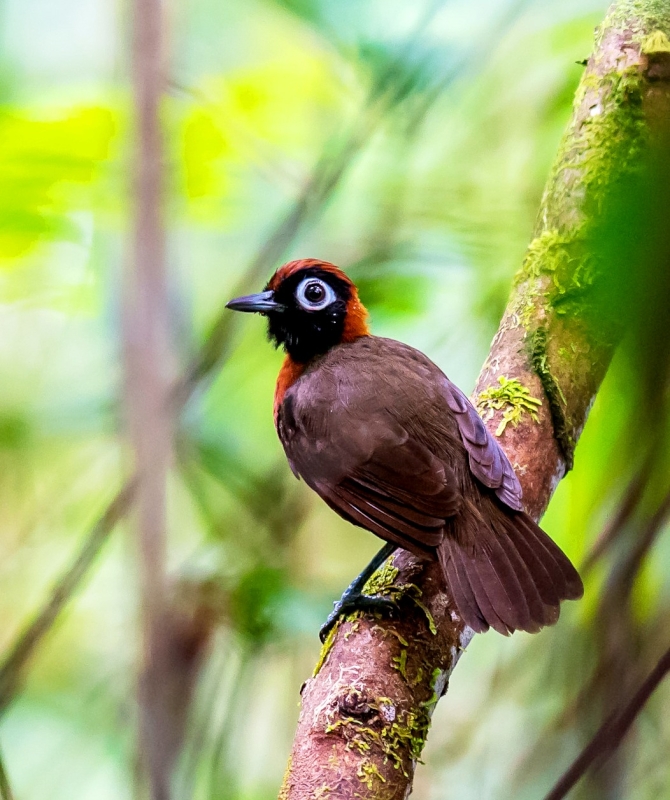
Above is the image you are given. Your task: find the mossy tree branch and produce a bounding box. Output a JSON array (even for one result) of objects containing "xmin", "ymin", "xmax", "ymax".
[{"xmin": 279, "ymin": 3, "xmax": 670, "ymax": 798}]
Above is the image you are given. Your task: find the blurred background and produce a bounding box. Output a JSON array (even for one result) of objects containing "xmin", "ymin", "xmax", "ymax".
[{"xmin": 1, "ymin": 0, "xmax": 670, "ymax": 798}]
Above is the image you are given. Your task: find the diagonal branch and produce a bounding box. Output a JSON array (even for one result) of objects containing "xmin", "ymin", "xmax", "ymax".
[
  {"xmin": 600, "ymin": 487, "xmax": 670, "ymax": 614},
  {"xmin": 582, "ymin": 452, "xmax": 656, "ymax": 572},
  {"xmin": 279, "ymin": 3, "xmax": 670, "ymax": 797},
  {"xmin": 0, "ymin": 481, "xmax": 137, "ymax": 715},
  {"xmin": 515, "ymin": 484, "xmax": 670, "ymax": 790},
  {"xmin": 543, "ymin": 642, "xmax": 670, "ymax": 800}
]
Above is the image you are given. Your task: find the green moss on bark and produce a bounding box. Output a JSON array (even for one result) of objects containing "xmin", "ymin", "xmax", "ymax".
[
  {"xmin": 278, "ymin": 756, "xmax": 293, "ymax": 800},
  {"xmin": 529, "ymin": 328, "xmax": 575, "ymax": 467},
  {"xmin": 641, "ymin": 30, "xmax": 670, "ymax": 52},
  {"xmin": 517, "ymin": 65, "xmax": 648, "ymax": 325},
  {"xmin": 597, "ymin": 0, "xmax": 670, "ymax": 47},
  {"xmin": 313, "ymin": 622, "xmax": 340, "ymax": 677},
  {"xmin": 362, "ymin": 559, "xmax": 399, "ymax": 595},
  {"xmin": 325, "ymin": 704, "xmax": 432, "ymax": 777},
  {"xmin": 357, "ymin": 759, "xmax": 387, "ymax": 790},
  {"xmin": 363, "ymin": 559, "xmax": 437, "ymax": 635},
  {"xmin": 477, "ymin": 376, "xmax": 542, "ymax": 436},
  {"xmin": 510, "ymin": 22, "xmax": 663, "ymax": 469}
]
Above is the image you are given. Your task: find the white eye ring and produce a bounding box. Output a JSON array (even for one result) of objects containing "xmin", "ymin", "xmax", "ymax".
[{"xmin": 295, "ymin": 277, "xmax": 336, "ymax": 311}]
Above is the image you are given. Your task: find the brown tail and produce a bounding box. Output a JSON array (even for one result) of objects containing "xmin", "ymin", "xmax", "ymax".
[{"xmin": 438, "ymin": 505, "xmax": 583, "ymax": 635}]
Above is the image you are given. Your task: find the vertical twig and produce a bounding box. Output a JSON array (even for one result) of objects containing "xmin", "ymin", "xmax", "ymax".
[{"xmin": 125, "ymin": 0, "xmax": 172, "ymax": 797}]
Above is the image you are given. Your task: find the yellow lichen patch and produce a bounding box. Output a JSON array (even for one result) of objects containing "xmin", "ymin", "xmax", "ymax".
[
  {"xmin": 391, "ymin": 649, "xmax": 408, "ymax": 680},
  {"xmin": 327, "ymin": 746, "xmax": 340, "ymax": 769},
  {"xmin": 343, "ymin": 615, "xmax": 361, "ymax": 640},
  {"xmin": 324, "ymin": 704, "xmax": 432, "ymax": 779},
  {"xmin": 641, "ymin": 30, "xmax": 670, "ymax": 53},
  {"xmin": 380, "ymin": 709, "xmax": 431, "ymax": 771},
  {"xmin": 363, "ymin": 557, "xmax": 437, "ymax": 636},
  {"xmin": 374, "ymin": 625, "xmax": 409, "ymax": 647},
  {"xmin": 362, "ymin": 559, "xmax": 399, "ymax": 595},
  {"xmin": 477, "ymin": 376, "xmax": 542, "ymax": 436},
  {"xmin": 407, "ymin": 592, "xmax": 437, "ymax": 635},
  {"xmin": 419, "ymin": 668, "xmax": 444, "ymax": 709},
  {"xmin": 278, "ymin": 755, "xmax": 293, "ymax": 800},
  {"xmin": 357, "ymin": 759, "xmax": 386, "ymax": 790},
  {"xmin": 313, "ymin": 621, "xmax": 341, "ymax": 677}
]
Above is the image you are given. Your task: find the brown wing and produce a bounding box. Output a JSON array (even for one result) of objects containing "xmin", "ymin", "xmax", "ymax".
[
  {"xmin": 440, "ymin": 378, "xmax": 523, "ymax": 511},
  {"xmin": 278, "ymin": 391, "xmax": 460, "ymax": 558}
]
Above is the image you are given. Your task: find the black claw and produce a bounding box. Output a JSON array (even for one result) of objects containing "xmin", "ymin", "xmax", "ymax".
[
  {"xmin": 319, "ymin": 543, "xmax": 399, "ymax": 643},
  {"xmin": 319, "ymin": 593, "xmax": 397, "ymax": 643},
  {"xmin": 319, "ymin": 614, "xmax": 338, "ymax": 644}
]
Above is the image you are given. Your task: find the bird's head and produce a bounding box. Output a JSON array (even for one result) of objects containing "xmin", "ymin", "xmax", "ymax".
[{"xmin": 226, "ymin": 259, "xmax": 370, "ymax": 363}]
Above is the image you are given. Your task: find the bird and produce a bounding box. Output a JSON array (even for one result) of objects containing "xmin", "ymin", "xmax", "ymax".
[{"xmin": 226, "ymin": 258, "xmax": 583, "ymax": 641}]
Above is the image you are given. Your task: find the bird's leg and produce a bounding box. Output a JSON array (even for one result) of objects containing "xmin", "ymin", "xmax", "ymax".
[{"xmin": 319, "ymin": 542, "xmax": 398, "ymax": 642}]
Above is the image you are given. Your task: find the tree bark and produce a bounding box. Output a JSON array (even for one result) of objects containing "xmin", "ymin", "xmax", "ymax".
[{"xmin": 279, "ymin": 2, "xmax": 670, "ymax": 798}]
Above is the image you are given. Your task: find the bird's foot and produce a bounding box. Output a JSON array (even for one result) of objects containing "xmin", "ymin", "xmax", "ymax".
[{"xmin": 319, "ymin": 593, "xmax": 397, "ymax": 643}]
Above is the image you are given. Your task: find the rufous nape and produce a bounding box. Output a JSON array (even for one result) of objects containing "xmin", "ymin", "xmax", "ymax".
[{"xmin": 227, "ymin": 259, "xmax": 583, "ymax": 641}]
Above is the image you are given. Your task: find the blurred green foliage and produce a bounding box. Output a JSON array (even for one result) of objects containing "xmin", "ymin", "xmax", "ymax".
[
  {"xmin": 1, "ymin": 1, "xmax": 670, "ymax": 799},
  {"xmin": 0, "ymin": 108, "xmax": 113, "ymax": 258}
]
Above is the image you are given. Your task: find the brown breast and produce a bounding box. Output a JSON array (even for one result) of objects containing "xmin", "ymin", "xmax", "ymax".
[{"xmin": 274, "ymin": 356, "xmax": 306, "ymax": 421}]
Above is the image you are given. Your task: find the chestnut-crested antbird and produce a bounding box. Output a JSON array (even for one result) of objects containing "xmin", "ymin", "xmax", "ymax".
[{"xmin": 227, "ymin": 259, "xmax": 583, "ymax": 641}]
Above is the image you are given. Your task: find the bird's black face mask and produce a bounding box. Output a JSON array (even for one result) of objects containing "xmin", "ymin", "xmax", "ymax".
[{"xmin": 227, "ymin": 267, "xmax": 352, "ymax": 362}]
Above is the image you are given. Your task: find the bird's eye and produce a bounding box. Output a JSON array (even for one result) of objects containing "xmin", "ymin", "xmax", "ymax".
[{"xmin": 295, "ymin": 278, "xmax": 336, "ymax": 311}]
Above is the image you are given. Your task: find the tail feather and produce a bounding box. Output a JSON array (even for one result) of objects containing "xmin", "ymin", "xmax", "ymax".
[
  {"xmin": 504, "ymin": 522, "xmax": 561, "ymax": 608},
  {"xmin": 439, "ymin": 508, "xmax": 583, "ymax": 635},
  {"xmin": 443, "ymin": 545, "xmax": 488, "ymax": 633},
  {"xmin": 459, "ymin": 548, "xmax": 514, "ymax": 635},
  {"xmin": 472, "ymin": 534, "xmax": 534, "ymax": 632},
  {"xmin": 519, "ymin": 516, "xmax": 583, "ymax": 600},
  {"xmin": 495, "ymin": 520, "xmax": 554, "ymax": 628}
]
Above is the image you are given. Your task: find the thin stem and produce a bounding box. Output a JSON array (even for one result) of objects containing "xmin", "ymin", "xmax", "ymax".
[
  {"xmin": 0, "ymin": 481, "xmax": 137, "ymax": 715},
  {"xmin": 543, "ymin": 644, "xmax": 670, "ymax": 800},
  {"xmin": 582, "ymin": 454, "xmax": 655, "ymax": 572}
]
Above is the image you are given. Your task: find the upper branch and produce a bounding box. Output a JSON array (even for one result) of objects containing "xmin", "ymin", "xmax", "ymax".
[{"xmin": 279, "ymin": 2, "xmax": 670, "ymax": 798}]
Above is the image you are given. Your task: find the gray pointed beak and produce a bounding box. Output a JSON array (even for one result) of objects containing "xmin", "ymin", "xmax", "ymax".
[{"xmin": 225, "ymin": 290, "xmax": 284, "ymax": 314}]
